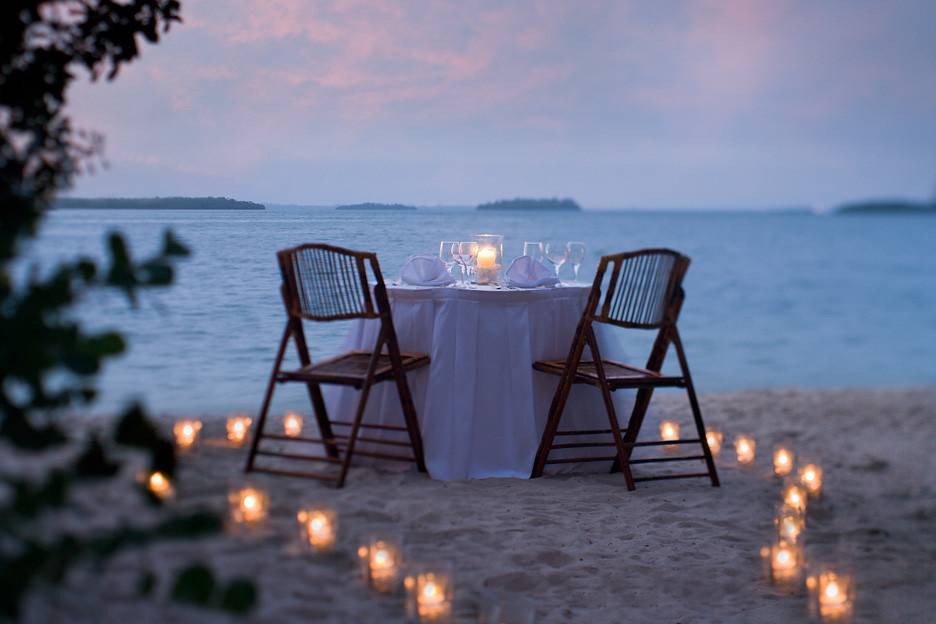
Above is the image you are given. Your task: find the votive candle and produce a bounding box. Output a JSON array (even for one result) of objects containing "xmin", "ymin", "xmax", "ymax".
[
  {"xmin": 146, "ymin": 471, "xmax": 174, "ymax": 500},
  {"xmin": 173, "ymin": 419, "xmax": 202, "ymax": 450},
  {"xmin": 735, "ymin": 435, "xmax": 756, "ymax": 465},
  {"xmin": 799, "ymin": 463, "xmax": 824, "ymax": 497},
  {"xmin": 359, "ymin": 537, "xmax": 403, "ymax": 593},
  {"xmin": 782, "ymin": 482, "xmax": 808, "ymax": 514},
  {"xmin": 283, "ymin": 411, "xmax": 303, "ymax": 438},
  {"xmin": 226, "ymin": 415, "xmax": 252, "ymax": 445},
  {"xmin": 766, "ymin": 539, "xmax": 803, "ymax": 584},
  {"xmin": 775, "ymin": 506, "xmax": 806, "ymax": 543},
  {"xmin": 773, "ymin": 446, "xmax": 795, "ymax": 477},
  {"xmin": 229, "ymin": 486, "xmax": 268, "ymax": 524},
  {"xmin": 705, "ymin": 429, "xmax": 724, "ymax": 457},
  {"xmin": 405, "ymin": 564, "xmax": 454, "ymax": 623},
  {"xmin": 813, "ymin": 570, "xmax": 854, "ymax": 621},
  {"xmin": 297, "ymin": 507, "xmax": 337, "ymax": 552}
]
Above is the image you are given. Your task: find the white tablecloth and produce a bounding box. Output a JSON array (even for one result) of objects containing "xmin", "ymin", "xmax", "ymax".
[{"xmin": 324, "ymin": 283, "xmax": 636, "ymax": 480}]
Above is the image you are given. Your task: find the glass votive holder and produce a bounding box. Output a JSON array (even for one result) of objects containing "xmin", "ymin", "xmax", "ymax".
[
  {"xmin": 761, "ymin": 539, "xmax": 805, "ymax": 585},
  {"xmin": 773, "ymin": 444, "xmax": 795, "ymax": 477},
  {"xmin": 404, "ymin": 562, "xmax": 454, "ymax": 623},
  {"xmin": 173, "ymin": 419, "xmax": 202, "ymax": 450},
  {"xmin": 226, "ymin": 414, "xmax": 253, "ymax": 445},
  {"xmin": 228, "ymin": 485, "xmax": 268, "ymax": 526},
  {"xmin": 806, "ymin": 566, "xmax": 855, "ymax": 622},
  {"xmin": 479, "ymin": 590, "xmax": 536, "ymax": 624},
  {"xmin": 358, "ymin": 534, "xmax": 404, "ymax": 594},
  {"xmin": 659, "ymin": 419, "xmax": 680, "ymax": 451},
  {"xmin": 735, "ymin": 434, "xmax": 756, "ymax": 465},
  {"xmin": 798, "ymin": 462, "xmax": 824, "ymax": 498},
  {"xmin": 781, "ymin": 480, "xmax": 808, "ymax": 514},
  {"xmin": 705, "ymin": 428, "xmax": 724, "ymax": 458},
  {"xmin": 472, "ymin": 233, "xmax": 503, "ymax": 284},
  {"xmin": 144, "ymin": 470, "xmax": 174, "ymax": 501},
  {"xmin": 775, "ymin": 503, "xmax": 806, "ymax": 544},
  {"xmin": 283, "ymin": 411, "xmax": 303, "ymax": 438},
  {"xmin": 296, "ymin": 505, "xmax": 338, "ymax": 553}
]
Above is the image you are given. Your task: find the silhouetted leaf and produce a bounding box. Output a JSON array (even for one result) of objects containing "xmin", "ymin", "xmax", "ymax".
[
  {"xmin": 113, "ymin": 403, "xmax": 160, "ymax": 448},
  {"xmin": 73, "ymin": 437, "xmax": 120, "ymax": 478},
  {"xmin": 219, "ymin": 579, "xmax": 257, "ymax": 614},
  {"xmin": 170, "ymin": 564, "xmax": 216, "ymax": 606}
]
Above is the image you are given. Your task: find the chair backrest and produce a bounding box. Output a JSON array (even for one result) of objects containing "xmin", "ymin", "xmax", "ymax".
[
  {"xmin": 277, "ymin": 243, "xmax": 385, "ymax": 321},
  {"xmin": 591, "ymin": 248, "xmax": 689, "ymax": 329}
]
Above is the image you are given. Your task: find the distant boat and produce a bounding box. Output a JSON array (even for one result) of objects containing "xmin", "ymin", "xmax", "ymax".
[
  {"xmin": 477, "ymin": 197, "xmax": 582, "ymax": 211},
  {"xmin": 55, "ymin": 196, "xmax": 265, "ymax": 210},
  {"xmin": 835, "ymin": 200, "xmax": 936, "ymax": 215},
  {"xmin": 335, "ymin": 203, "xmax": 418, "ymax": 211}
]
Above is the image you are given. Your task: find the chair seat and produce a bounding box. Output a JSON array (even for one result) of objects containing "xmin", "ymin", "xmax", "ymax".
[
  {"xmin": 533, "ymin": 358, "xmax": 685, "ymax": 389},
  {"xmin": 278, "ymin": 350, "xmax": 429, "ymax": 387}
]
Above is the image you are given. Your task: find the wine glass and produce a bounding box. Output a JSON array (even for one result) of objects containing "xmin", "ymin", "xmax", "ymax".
[
  {"xmin": 456, "ymin": 241, "xmax": 478, "ymax": 286},
  {"xmin": 566, "ymin": 241, "xmax": 586, "ymax": 282},
  {"xmin": 522, "ymin": 241, "xmax": 544, "ymax": 263},
  {"xmin": 544, "ymin": 241, "xmax": 567, "ymax": 281},
  {"xmin": 439, "ymin": 240, "xmax": 457, "ymax": 277}
]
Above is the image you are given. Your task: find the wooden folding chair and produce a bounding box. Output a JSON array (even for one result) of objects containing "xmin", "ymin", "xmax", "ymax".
[
  {"xmin": 530, "ymin": 248, "xmax": 719, "ymax": 490},
  {"xmin": 245, "ymin": 243, "xmax": 429, "ymax": 488}
]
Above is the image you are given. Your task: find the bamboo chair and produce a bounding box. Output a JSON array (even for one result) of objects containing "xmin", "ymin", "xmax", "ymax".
[
  {"xmin": 245, "ymin": 243, "xmax": 429, "ymax": 488},
  {"xmin": 530, "ymin": 249, "xmax": 719, "ymax": 490}
]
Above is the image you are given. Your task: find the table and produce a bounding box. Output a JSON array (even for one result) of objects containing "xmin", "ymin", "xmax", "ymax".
[{"xmin": 324, "ymin": 283, "xmax": 638, "ymax": 480}]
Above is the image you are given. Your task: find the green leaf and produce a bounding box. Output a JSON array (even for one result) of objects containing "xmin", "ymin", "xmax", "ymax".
[
  {"xmin": 219, "ymin": 579, "xmax": 257, "ymax": 614},
  {"xmin": 170, "ymin": 564, "xmax": 216, "ymax": 606}
]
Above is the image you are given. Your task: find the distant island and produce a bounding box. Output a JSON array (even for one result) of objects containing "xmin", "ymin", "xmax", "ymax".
[
  {"xmin": 55, "ymin": 196, "xmax": 265, "ymax": 210},
  {"xmin": 477, "ymin": 197, "xmax": 582, "ymax": 211},
  {"xmin": 836, "ymin": 200, "xmax": 935, "ymax": 215},
  {"xmin": 335, "ymin": 203, "xmax": 417, "ymax": 211}
]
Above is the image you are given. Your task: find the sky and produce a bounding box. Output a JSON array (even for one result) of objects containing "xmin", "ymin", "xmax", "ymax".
[{"xmin": 67, "ymin": 0, "xmax": 936, "ymax": 209}]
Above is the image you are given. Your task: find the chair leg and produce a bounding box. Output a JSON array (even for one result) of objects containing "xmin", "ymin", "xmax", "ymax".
[
  {"xmin": 246, "ymin": 323, "xmax": 291, "ymax": 473},
  {"xmin": 672, "ymin": 329, "xmax": 720, "ymax": 487},
  {"xmin": 586, "ymin": 328, "xmax": 634, "ymax": 489},
  {"xmin": 336, "ymin": 375, "xmax": 376, "ymax": 488},
  {"xmin": 393, "ymin": 370, "xmax": 428, "ymax": 473},
  {"xmin": 612, "ymin": 387, "xmax": 655, "ymax": 489}
]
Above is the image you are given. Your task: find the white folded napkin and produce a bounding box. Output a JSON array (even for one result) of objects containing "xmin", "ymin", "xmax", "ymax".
[
  {"xmin": 505, "ymin": 255, "xmax": 559, "ymax": 288},
  {"xmin": 400, "ymin": 255, "xmax": 455, "ymax": 286}
]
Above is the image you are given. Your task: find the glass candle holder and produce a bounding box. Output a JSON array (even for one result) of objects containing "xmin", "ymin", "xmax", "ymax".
[
  {"xmin": 782, "ymin": 481, "xmax": 808, "ymax": 514},
  {"xmin": 297, "ymin": 506, "xmax": 338, "ymax": 553},
  {"xmin": 705, "ymin": 429, "xmax": 724, "ymax": 457},
  {"xmin": 735, "ymin": 435, "xmax": 756, "ymax": 465},
  {"xmin": 358, "ymin": 535, "xmax": 404, "ymax": 594},
  {"xmin": 761, "ymin": 539, "xmax": 804, "ymax": 585},
  {"xmin": 173, "ymin": 419, "xmax": 202, "ymax": 450},
  {"xmin": 283, "ymin": 411, "xmax": 303, "ymax": 438},
  {"xmin": 228, "ymin": 486, "xmax": 268, "ymax": 525},
  {"xmin": 144, "ymin": 471, "xmax": 174, "ymax": 500},
  {"xmin": 404, "ymin": 562, "xmax": 454, "ymax": 623},
  {"xmin": 472, "ymin": 234, "xmax": 503, "ymax": 284},
  {"xmin": 798, "ymin": 463, "xmax": 824, "ymax": 498},
  {"xmin": 226, "ymin": 414, "xmax": 252, "ymax": 445},
  {"xmin": 773, "ymin": 445, "xmax": 795, "ymax": 477},
  {"xmin": 806, "ymin": 567, "xmax": 855, "ymax": 622},
  {"xmin": 659, "ymin": 419, "xmax": 680, "ymax": 451},
  {"xmin": 775, "ymin": 503, "xmax": 806, "ymax": 544}
]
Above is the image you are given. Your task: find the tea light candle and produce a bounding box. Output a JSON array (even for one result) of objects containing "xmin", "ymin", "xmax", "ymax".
[
  {"xmin": 766, "ymin": 539, "xmax": 803, "ymax": 584},
  {"xmin": 173, "ymin": 419, "xmax": 202, "ymax": 449},
  {"xmin": 782, "ymin": 483, "xmax": 808, "ymax": 514},
  {"xmin": 405, "ymin": 565, "xmax": 453, "ymax": 623},
  {"xmin": 659, "ymin": 420, "xmax": 680, "ymax": 443},
  {"xmin": 297, "ymin": 507, "xmax": 337, "ymax": 552},
  {"xmin": 817, "ymin": 571, "xmax": 854, "ymax": 621},
  {"xmin": 229, "ymin": 487, "xmax": 268, "ymax": 524},
  {"xmin": 735, "ymin": 435, "xmax": 756, "ymax": 465},
  {"xmin": 773, "ymin": 446, "xmax": 795, "ymax": 477},
  {"xmin": 775, "ymin": 507, "xmax": 806, "ymax": 543},
  {"xmin": 705, "ymin": 429, "xmax": 724, "ymax": 457},
  {"xmin": 359, "ymin": 537, "xmax": 403, "ymax": 593},
  {"xmin": 146, "ymin": 471, "xmax": 174, "ymax": 500},
  {"xmin": 226, "ymin": 415, "xmax": 252, "ymax": 445},
  {"xmin": 283, "ymin": 411, "xmax": 303, "ymax": 438},
  {"xmin": 799, "ymin": 463, "xmax": 824, "ymax": 497}
]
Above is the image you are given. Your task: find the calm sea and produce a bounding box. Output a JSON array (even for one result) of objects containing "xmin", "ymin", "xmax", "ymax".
[{"xmin": 24, "ymin": 207, "xmax": 936, "ymax": 415}]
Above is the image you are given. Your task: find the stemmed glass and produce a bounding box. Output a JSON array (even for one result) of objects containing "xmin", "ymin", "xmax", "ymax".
[
  {"xmin": 456, "ymin": 241, "xmax": 478, "ymax": 286},
  {"xmin": 544, "ymin": 241, "xmax": 568, "ymax": 281},
  {"xmin": 523, "ymin": 241, "xmax": 544, "ymax": 264},
  {"xmin": 566, "ymin": 241, "xmax": 586, "ymax": 282},
  {"xmin": 439, "ymin": 241, "xmax": 458, "ymax": 279}
]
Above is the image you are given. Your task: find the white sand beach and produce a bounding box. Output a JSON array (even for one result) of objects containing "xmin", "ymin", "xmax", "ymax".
[{"xmin": 19, "ymin": 387, "xmax": 936, "ymax": 623}]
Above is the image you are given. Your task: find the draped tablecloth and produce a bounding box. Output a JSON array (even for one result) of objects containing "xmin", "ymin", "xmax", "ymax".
[{"xmin": 323, "ymin": 283, "xmax": 636, "ymax": 480}]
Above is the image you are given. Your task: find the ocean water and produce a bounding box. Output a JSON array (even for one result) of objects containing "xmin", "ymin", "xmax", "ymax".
[{"xmin": 22, "ymin": 207, "xmax": 936, "ymax": 415}]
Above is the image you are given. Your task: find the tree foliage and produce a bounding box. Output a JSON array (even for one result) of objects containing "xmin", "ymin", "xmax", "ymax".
[{"xmin": 0, "ymin": 1, "xmax": 255, "ymax": 618}]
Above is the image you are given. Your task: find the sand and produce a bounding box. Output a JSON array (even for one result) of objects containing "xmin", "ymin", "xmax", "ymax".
[{"xmin": 17, "ymin": 387, "xmax": 936, "ymax": 623}]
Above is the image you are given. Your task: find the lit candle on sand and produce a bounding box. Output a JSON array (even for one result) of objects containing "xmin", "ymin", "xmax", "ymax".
[
  {"xmin": 705, "ymin": 429, "xmax": 724, "ymax": 457},
  {"xmin": 766, "ymin": 539, "xmax": 802, "ymax": 584},
  {"xmin": 283, "ymin": 411, "xmax": 303, "ymax": 438},
  {"xmin": 782, "ymin": 483, "xmax": 807, "ymax": 513},
  {"xmin": 173, "ymin": 419, "xmax": 202, "ymax": 450},
  {"xmin": 229, "ymin": 487, "xmax": 268, "ymax": 524},
  {"xmin": 775, "ymin": 507, "xmax": 806, "ymax": 543},
  {"xmin": 359, "ymin": 538, "xmax": 402, "ymax": 593},
  {"xmin": 405, "ymin": 566, "xmax": 453, "ymax": 623},
  {"xmin": 799, "ymin": 463, "xmax": 824, "ymax": 497},
  {"xmin": 659, "ymin": 420, "xmax": 680, "ymax": 451},
  {"xmin": 773, "ymin": 446, "xmax": 794, "ymax": 477},
  {"xmin": 816, "ymin": 571, "xmax": 854, "ymax": 621},
  {"xmin": 735, "ymin": 435, "xmax": 756, "ymax": 465},
  {"xmin": 146, "ymin": 471, "xmax": 174, "ymax": 500},
  {"xmin": 297, "ymin": 507, "xmax": 337, "ymax": 552},
  {"xmin": 226, "ymin": 415, "xmax": 252, "ymax": 445}
]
